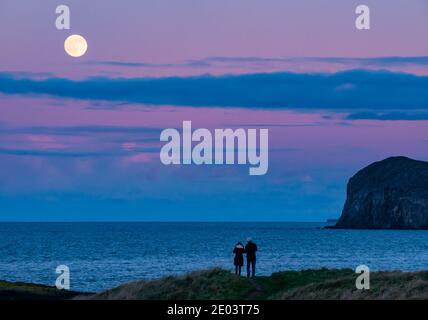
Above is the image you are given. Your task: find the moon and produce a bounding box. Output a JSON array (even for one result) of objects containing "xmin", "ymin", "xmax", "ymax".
[{"xmin": 64, "ymin": 34, "xmax": 88, "ymax": 58}]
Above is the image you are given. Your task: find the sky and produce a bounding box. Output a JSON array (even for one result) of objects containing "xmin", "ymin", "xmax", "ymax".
[{"xmin": 0, "ymin": 0, "xmax": 427, "ymax": 221}]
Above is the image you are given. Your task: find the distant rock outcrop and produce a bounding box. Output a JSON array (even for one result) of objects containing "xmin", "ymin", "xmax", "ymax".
[{"xmin": 335, "ymin": 157, "xmax": 428, "ymax": 229}]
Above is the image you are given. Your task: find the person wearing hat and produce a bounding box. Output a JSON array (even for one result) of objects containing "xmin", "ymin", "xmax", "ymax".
[{"xmin": 245, "ymin": 237, "xmax": 258, "ymax": 278}]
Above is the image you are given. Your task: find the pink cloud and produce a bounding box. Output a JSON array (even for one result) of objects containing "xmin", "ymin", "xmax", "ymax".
[
  {"xmin": 27, "ymin": 135, "xmax": 66, "ymax": 149},
  {"xmin": 123, "ymin": 152, "xmax": 156, "ymax": 164}
]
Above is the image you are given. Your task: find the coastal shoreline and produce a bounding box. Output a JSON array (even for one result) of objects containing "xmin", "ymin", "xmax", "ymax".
[{"xmin": 2, "ymin": 268, "xmax": 428, "ymax": 300}]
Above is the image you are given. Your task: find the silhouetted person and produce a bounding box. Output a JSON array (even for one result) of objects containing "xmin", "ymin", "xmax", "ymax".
[
  {"xmin": 233, "ymin": 242, "xmax": 245, "ymax": 276},
  {"xmin": 245, "ymin": 238, "xmax": 257, "ymax": 278}
]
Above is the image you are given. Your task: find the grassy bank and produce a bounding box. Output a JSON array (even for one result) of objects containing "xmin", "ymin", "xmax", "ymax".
[
  {"xmin": 3, "ymin": 268, "xmax": 428, "ymax": 300},
  {"xmin": 0, "ymin": 280, "xmax": 85, "ymax": 300},
  {"xmin": 83, "ymin": 268, "xmax": 428, "ymax": 300}
]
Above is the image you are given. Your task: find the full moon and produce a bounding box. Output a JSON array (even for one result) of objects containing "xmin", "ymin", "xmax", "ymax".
[{"xmin": 64, "ymin": 34, "xmax": 88, "ymax": 58}]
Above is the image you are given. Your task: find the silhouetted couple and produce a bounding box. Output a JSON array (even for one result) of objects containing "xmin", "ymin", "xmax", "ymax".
[{"xmin": 233, "ymin": 238, "xmax": 258, "ymax": 278}]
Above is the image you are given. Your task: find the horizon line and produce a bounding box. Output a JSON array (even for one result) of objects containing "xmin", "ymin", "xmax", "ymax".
[{"xmin": 0, "ymin": 220, "xmax": 333, "ymax": 223}]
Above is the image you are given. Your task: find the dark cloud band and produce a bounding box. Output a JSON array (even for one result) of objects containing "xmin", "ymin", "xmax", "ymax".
[{"xmin": 1, "ymin": 70, "xmax": 427, "ymax": 110}]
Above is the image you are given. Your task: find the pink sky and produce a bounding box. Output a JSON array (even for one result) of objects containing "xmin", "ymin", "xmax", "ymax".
[{"xmin": 0, "ymin": 0, "xmax": 427, "ymax": 220}]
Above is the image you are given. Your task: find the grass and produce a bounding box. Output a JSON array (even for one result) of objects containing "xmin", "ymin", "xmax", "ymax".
[
  {"xmin": 274, "ymin": 270, "xmax": 428, "ymax": 299},
  {"xmin": 81, "ymin": 268, "xmax": 428, "ymax": 300},
  {"xmin": 4, "ymin": 268, "xmax": 428, "ymax": 300},
  {"xmin": 0, "ymin": 280, "xmax": 85, "ymax": 300},
  {"xmin": 82, "ymin": 269, "xmax": 256, "ymax": 300}
]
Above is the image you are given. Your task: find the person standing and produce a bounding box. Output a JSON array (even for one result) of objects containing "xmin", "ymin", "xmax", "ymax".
[
  {"xmin": 233, "ymin": 242, "xmax": 245, "ymax": 276},
  {"xmin": 245, "ymin": 238, "xmax": 258, "ymax": 278}
]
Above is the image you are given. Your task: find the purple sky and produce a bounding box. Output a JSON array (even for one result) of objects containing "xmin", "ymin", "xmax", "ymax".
[{"xmin": 0, "ymin": 0, "xmax": 427, "ymax": 221}]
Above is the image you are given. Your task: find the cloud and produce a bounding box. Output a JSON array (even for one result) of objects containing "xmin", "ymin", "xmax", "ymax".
[
  {"xmin": 226, "ymin": 123, "xmax": 337, "ymax": 128},
  {"xmin": 0, "ymin": 126, "xmax": 163, "ymax": 159},
  {"xmin": 89, "ymin": 61, "xmax": 176, "ymax": 68},
  {"xmin": 0, "ymin": 148, "xmax": 117, "ymax": 158},
  {"xmin": 0, "ymin": 125, "xmax": 162, "ymax": 136},
  {"xmin": 311, "ymin": 56, "xmax": 428, "ymax": 67},
  {"xmin": 201, "ymin": 56, "xmax": 428, "ymax": 68},
  {"xmin": 1, "ymin": 71, "xmax": 56, "ymax": 79},
  {"xmin": 346, "ymin": 112, "xmax": 428, "ymax": 121},
  {"xmin": 89, "ymin": 60, "xmax": 209, "ymax": 69},
  {"xmin": 91, "ymin": 56, "xmax": 428, "ymax": 69},
  {"xmin": 0, "ymin": 147, "xmax": 159, "ymax": 158},
  {"xmin": 0, "ymin": 70, "xmax": 427, "ymax": 110}
]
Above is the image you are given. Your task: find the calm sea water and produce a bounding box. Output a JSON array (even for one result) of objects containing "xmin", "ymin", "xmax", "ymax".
[{"xmin": 1, "ymin": 222, "xmax": 428, "ymax": 292}]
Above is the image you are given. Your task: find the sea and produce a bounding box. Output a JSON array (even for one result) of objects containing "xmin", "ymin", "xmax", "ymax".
[{"xmin": 1, "ymin": 222, "xmax": 428, "ymax": 292}]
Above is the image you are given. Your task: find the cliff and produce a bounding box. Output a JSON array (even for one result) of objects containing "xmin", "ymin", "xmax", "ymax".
[{"xmin": 335, "ymin": 156, "xmax": 428, "ymax": 229}]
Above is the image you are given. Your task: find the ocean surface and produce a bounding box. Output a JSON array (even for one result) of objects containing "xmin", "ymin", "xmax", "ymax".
[{"xmin": 1, "ymin": 222, "xmax": 428, "ymax": 292}]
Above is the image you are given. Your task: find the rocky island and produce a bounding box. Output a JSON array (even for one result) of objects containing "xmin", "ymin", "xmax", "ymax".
[{"xmin": 335, "ymin": 156, "xmax": 428, "ymax": 229}]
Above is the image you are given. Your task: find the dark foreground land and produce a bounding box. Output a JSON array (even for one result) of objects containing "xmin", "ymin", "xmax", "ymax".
[
  {"xmin": 3, "ymin": 268, "xmax": 428, "ymax": 300},
  {"xmin": 0, "ymin": 280, "xmax": 86, "ymax": 300}
]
